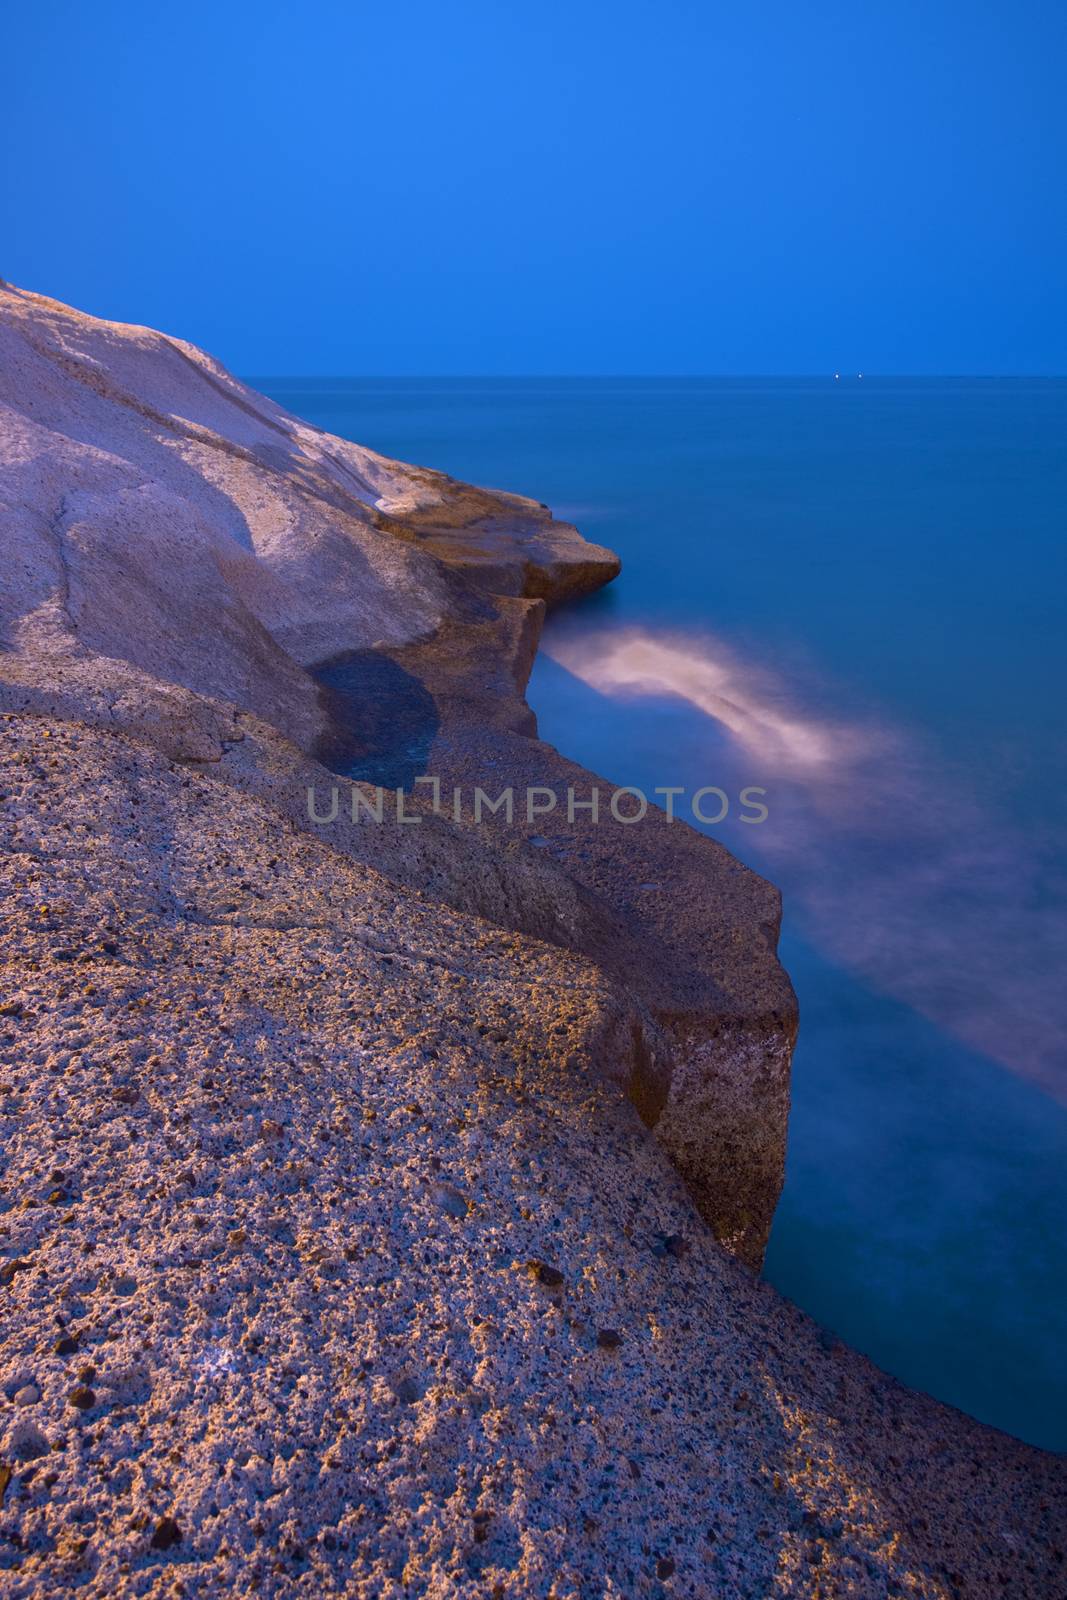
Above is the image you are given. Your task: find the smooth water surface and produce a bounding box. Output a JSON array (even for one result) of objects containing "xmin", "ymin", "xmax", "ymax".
[{"xmin": 258, "ymin": 376, "xmax": 1067, "ymax": 1450}]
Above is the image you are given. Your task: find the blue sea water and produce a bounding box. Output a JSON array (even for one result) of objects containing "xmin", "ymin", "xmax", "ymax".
[{"xmin": 259, "ymin": 376, "xmax": 1067, "ymax": 1451}]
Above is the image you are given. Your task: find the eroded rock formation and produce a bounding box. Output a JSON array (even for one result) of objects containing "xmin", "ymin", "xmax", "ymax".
[{"xmin": 0, "ymin": 284, "xmax": 1063, "ymax": 1599}]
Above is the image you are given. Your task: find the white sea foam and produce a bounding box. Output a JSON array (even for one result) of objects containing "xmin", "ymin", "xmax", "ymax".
[
  {"xmin": 544, "ymin": 627, "xmax": 856, "ymax": 771},
  {"xmin": 541, "ymin": 621, "xmax": 1067, "ymax": 1102}
]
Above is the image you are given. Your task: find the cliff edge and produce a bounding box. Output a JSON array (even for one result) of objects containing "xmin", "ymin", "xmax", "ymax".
[{"xmin": 0, "ymin": 284, "xmax": 1063, "ymax": 1600}]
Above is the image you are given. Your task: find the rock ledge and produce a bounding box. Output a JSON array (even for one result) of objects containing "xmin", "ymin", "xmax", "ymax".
[{"xmin": 0, "ymin": 285, "xmax": 1063, "ymax": 1600}]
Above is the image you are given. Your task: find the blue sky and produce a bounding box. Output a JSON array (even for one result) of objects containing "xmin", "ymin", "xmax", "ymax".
[{"xmin": 3, "ymin": 0, "xmax": 1066, "ymax": 373}]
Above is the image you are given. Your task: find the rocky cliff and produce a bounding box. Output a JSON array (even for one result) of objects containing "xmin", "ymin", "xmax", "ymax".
[{"xmin": 0, "ymin": 283, "xmax": 1063, "ymax": 1599}]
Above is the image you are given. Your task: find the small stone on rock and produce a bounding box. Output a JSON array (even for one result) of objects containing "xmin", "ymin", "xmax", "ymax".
[
  {"xmin": 435, "ymin": 1183, "xmax": 470, "ymax": 1219},
  {"xmin": 526, "ymin": 1259, "xmax": 564, "ymax": 1288},
  {"xmin": 150, "ymin": 1515, "xmax": 182, "ymax": 1550}
]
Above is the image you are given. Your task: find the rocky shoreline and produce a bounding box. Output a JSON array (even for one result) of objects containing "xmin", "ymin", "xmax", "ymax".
[{"xmin": 1, "ymin": 282, "xmax": 1064, "ymax": 1598}]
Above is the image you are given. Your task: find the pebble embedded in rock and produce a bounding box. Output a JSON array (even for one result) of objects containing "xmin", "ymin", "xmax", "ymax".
[
  {"xmin": 596, "ymin": 1328, "xmax": 622, "ymax": 1349},
  {"xmin": 473, "ymin": 1509, "xmax": 492, "ymax": 1543},
  {"xmin": 392, "ymin": 1375, "xmax": 423, "ymax": 1405},
  {"xmin": 150, "ymin": 1515, "xmax": 182, "ymax": 1550},
  {"xmin": 14, "ymin": 1384, "xmax": 40, "ymax": 1406},
  {"xmin": 68, "ymin": 1385, "xmax": 95, "ymax": 1409},
  {"xmin": 526, "ymin": 1260, "xmax": 564, "ymax": 1288},
  {"xmin": 435, "ymin": 1183, "xmax": 470, "ymax": 1219},
  {"xmin": 10, "ymin": 1422, "xmax": 50, "ymax": 1462},
  {"xmin": 653, "ymin": 1232, "xmax": 690, "ymax": 1260}
]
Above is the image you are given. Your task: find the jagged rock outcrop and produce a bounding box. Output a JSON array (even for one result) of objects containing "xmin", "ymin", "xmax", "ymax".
[
  {"xmin": 0, "ymin": 283, "xmax": 617, "ymax": 746},
  {"xmin": 0, "ymin": 285, "xmax": 1064, "ymax": 1599}
]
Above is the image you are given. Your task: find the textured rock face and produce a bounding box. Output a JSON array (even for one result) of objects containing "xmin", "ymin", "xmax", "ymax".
[
  {"xmin": 2, "ymin": 721, "xmax": 1065, "ymax": 1600},
  {"xmin": 0, "ymin": 280, "xmax": 790, "ymax": 1268},
  {"xmin": 0, "ymin": 283, "xmax": 617, "ymax": 745},
  {"xmin": 1, "ymin": 286, "xmax": 1065, "ymax": 1598}
]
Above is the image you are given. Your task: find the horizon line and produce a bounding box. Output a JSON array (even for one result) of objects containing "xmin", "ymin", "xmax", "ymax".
[{"xmin": 244, "ymin": 371, "xmax": 1067, "ymax": 383}]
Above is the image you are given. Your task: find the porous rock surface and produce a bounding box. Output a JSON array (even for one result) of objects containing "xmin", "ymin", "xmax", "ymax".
[
  {"xmin": 0, "ymin": 280, "xmax": 792, "ymax": 1268},
  {"xmin": 0, "ymin": 285, "xmax": 1064, "ymax": 1598}
]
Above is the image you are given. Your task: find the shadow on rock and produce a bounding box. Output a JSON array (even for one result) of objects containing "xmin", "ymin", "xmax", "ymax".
[{"xmin": 313, "ymin": 650, "xmax": 440, "ymax": 791}]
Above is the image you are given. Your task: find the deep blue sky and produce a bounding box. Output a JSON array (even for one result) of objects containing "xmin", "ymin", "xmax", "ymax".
[{"xmin": 3, "ymin": 1, "xmax": 1066, "ymax": 374}]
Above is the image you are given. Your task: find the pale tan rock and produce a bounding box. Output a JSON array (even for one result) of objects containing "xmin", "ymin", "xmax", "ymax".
[
  {"xmin": 0, "ymin": 717, "xmax": 1062, "ymax": 1599},
  {"xmin": 0, "ymin": 280, "xmax": 788, "ymax": 1265},
  {"xmin": 0, "ymin": 286, "xmax": 1063, "ymax": 1599},
  {"xmin": 0, "ymin": 282, "xmax": 617, "ymax": 747}
]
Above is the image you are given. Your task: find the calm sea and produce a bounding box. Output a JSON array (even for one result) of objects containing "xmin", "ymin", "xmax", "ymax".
[{"xmin": 259, "ymin": 376, "xmax": 1067, "ymax": 1451}]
